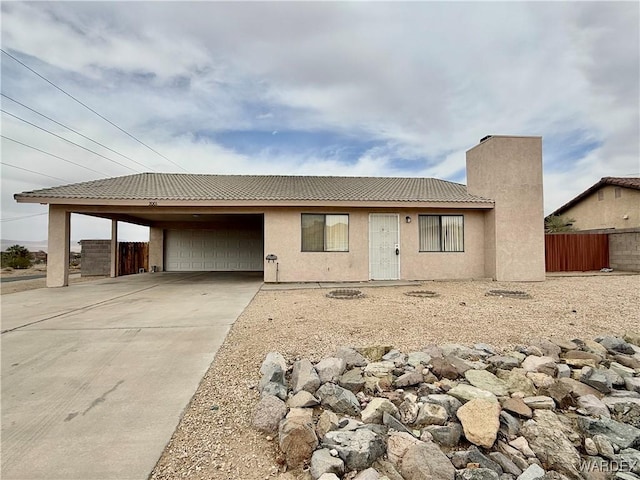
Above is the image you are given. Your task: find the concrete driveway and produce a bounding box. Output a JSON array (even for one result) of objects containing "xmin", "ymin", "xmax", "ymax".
[{"xmin": 1, "ymin": 272, "xmax": 262, "ymax": 480}]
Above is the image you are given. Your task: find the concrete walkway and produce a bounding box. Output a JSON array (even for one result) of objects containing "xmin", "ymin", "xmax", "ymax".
[{"xmin": 1, "ymin": 272, "xmax": 262, "ymax": 480}]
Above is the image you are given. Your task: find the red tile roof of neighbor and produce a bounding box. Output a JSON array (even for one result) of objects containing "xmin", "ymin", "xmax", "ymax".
[
  {"xmin": 14, "ymin": 173, "xmax": 493, "ymax": 204},
  {"xmin": 551, "ymin": 177, "xmax": 640, "ymax": 216}
]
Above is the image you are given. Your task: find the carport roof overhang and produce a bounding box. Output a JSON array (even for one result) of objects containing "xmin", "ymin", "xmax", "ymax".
[{"xmin": 15, "ymin": 197, "xmax": 495, "ymax": 227}]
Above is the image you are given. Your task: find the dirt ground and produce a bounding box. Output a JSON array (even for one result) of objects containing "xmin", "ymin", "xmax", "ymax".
[{"xmin": 150, "ymin": 274, "xmax": 640, "ymax": 480}]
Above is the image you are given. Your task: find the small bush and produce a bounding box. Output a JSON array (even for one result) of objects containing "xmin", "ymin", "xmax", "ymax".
[{"xmin": 8, "ymin": 257, "xmax": 31, "ymax": 269}]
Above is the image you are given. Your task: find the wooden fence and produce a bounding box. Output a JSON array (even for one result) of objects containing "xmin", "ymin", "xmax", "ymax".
[
  {"xmin": 545, "ymin": 233, "xmax": 609, "ymax": 272},
  {"xmin": 118, "ymin": 242, "xmax": 149, "ymax": 276}
]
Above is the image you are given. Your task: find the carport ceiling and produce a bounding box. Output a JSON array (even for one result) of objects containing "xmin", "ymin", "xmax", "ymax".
[{"xmin": 78, "ymin": 212, "xmax": 262, "ymax": 227}]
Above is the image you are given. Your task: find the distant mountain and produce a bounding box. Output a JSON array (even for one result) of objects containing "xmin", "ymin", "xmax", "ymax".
[{"xmin": 1, "ymin": 239, "xmax": 82, "ymax": 253}]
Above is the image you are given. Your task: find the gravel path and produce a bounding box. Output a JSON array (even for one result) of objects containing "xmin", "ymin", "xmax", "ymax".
[{"xmin": 150, "ymin": 275, "xmax": 639, "ymax": 480}]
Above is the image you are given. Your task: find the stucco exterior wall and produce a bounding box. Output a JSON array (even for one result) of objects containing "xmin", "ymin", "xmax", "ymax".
[
  {"xmin": 466, "ymin": 136, "xmax": 546, "ymax": 281},
  {"xmin": 560, "ymin": 186, "xmax": 640, "ymax": 231},
  {"xmin": 149, "ymin": 227, "xmax": 164, "ymax": 272},
  {"xmin": 263, "ymin": 207, "xmax": 486, "ymax": 282}
]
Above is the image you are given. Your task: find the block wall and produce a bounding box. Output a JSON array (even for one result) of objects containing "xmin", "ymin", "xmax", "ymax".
[
  {"xmin": 609, "ymin": 230, "xmax": 640, "ymax": 272},
  {"xmin": 80, "ymin": 240, "xmax": 111, "ymax": 276}
]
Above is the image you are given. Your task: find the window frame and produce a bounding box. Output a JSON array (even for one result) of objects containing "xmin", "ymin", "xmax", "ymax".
[
  {"xmin": 598, "ymin": 190, "xmax": 604, "ymax": 201},
  {"xmin": 418, "ymin": 214, "xmax": 465, "ymax": 253},
  {"xmin": 615, "ymin": 187, "xmax": 622, "ymax": 199},
  {"xmin": 300, "ymin": 213, "xmax": 350, "ymax": 252}
]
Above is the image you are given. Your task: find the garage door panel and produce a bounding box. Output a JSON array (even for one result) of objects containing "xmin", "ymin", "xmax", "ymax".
[{"xmin": 165, "ymin": 226, "xmax": 263, "ymax": 272}]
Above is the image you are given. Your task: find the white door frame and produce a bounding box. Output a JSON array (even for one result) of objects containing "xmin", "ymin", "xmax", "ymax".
[{"xmin": 369, "ymin": 213, "xmax": 400, "ymax": 280}]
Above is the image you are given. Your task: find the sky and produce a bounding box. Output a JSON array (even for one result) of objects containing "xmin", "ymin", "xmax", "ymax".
[{"xmin": 1, "ymin": 1, "xmax": 638, "ymax": 246}]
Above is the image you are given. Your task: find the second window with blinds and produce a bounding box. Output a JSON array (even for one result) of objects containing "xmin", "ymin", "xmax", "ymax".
[
  {"xmin": 419, "ymin": 215, "xmax": 464, "ymax": 252},
  {"xmin": 301, "ymin": 214, "xmax": 349, "ymax": 252}
]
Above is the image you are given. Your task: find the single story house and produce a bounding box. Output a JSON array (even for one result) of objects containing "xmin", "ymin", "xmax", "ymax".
[
  {"xmin": 548, "ymin": 176, "xmax": 640, "ymax": 231},
  {"xmin": 14, "ymin": 135, "xmax": 546, "ymax": 287}
]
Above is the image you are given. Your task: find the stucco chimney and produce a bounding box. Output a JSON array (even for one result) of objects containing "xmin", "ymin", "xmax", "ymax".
[{"xmin": 466, "ymin": 136, "xmax": 545, "ymax": 281}]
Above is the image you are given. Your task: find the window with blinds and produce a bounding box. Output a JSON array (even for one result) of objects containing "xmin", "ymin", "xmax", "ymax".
[
  {"xmin": 301, "ymin": 214, "xmax": 349, "ymax": 252},
  {"xmin": 418, "ymin": 215, "xmax": 464, "ymax": 252}
]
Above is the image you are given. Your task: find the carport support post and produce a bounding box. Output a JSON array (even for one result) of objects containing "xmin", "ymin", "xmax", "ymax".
[
  {"xmin": 46, "ymin": 206, "xmax": 70, "ymax": 287},
  {"xmin": 110, "ymin": 220, "xmax": 118, "ymax": 278}
]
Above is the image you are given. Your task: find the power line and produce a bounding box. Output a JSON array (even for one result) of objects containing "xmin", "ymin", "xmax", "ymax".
[
  {"xmin": 0, "ymin": 212, "xmax": 48, "ymax": 223},
  {"xmin": 2, "ymin": 109, "xmax": 139, "ymax": 173},
  {"xmin": 1, "ymin": 93, "xmax": 157, "ymax": 172},
  {"xmin": 1, "ymin": 161, "xmax": 71, "ymax": 183},
  {"xmin": 1, "ymin": 135, "xmax": 110, "ymax": 176},
  {"xmin": 1, "ymin": 48, "xmax": 189, "ymax": 173}
]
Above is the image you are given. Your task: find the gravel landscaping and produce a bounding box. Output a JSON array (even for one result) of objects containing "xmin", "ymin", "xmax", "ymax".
[{"xmin": 150, "ymin": 275, "xmax": 639, "ymax": 480}]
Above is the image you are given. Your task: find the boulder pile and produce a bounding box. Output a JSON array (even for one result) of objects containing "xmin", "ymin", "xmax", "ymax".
[{"xmin": 252, "ymin": 334, "xmax": 640, "ymax": 480}]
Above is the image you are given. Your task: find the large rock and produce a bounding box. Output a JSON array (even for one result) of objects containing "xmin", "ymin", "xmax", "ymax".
[
  {"xmin": 448, "ymin": 384, "xmax": 498, "ymax": 404},
  {"xmin": 523, "ymin": 396, "xmax": 555, "ymax": 410},
  {"xmin": 414, "ymin": 402, "xmax": 449, "ymax": 427},
  {"xmin": 339, "ymin": 368, "xmax": 365, "ymax": 393},
  {"xmin": 465, "ymin": 369, "xmax": 510, "ymax": 397},
  {"xmin": 316, "ymin": 409, "xmax": 340, "ymax": 439},
  {"xmin": 517, "ymin": 464, "xmax": 546, "ymax": 480},
  {"xmin": 424, "ymin": 423, "xmax": 463, "ymax": 448},
  {"xmin": 395, "ymin": 371, "xmax": 424, "ymax": 387},
  {"xmin": 291, "ymin": 359, "xmax": 321, "ymax": 393},
  {"xmin": 520, "ymin": 355, "xmax": 557, "ymax": 376},
  {"xmin": 488, "ymin": 451, "xmax": 522, "ymax": 476},
  {"xmin": 520, "ymin": 411, "xmax": 582, "ymax": 479},
  {"xmin": 288, "ymin": 390, "xmax": 319, "ymax": 408},
  {"xmin": 335, "ymin": 347, "xmax": 369, "ymax": 368},
  {"xmin": 425, "ymin": 394, "xmax": 463, "ymax": 417},
  {"xmin": 579, "ymin": 366, "xmax": 613, "ymax": 394},
  {"xmin": 252, "ymin": 395, "xmax": 288, "ymax": 433},
  {"xmin": 279, "ymin": 409, "xmax": 319, "ymax": 468},
  {"xmin": 400, "ymin": 441, "xmax": 456, "ymax": 480},
  {"xmin": 457, "ymin": 398, "xmax": 501, "ymax": 448},
  {"xmin": 456, "ymin": 468, "xmax": 499, "ymax": 480},
  {"xmin": 598, "ymin": 336, "xmax": 635, "ymax": 355},
  {"xmin": 501, "ymin": 397, "xmax": 533, "ymax": 418},
  {"xmin": 577, "ymin": 394, "xmax": 611, "ymax": 418},
  {"xmin": 407, "ymin": 351, "xmax": 432, "ymax": 367},
  {"xmin": 451, "ymin": 446, "xmax": 503, "ymax": 473},
  {"xmin": 358, "ymin": 345, "xmax": 393, "ymax": 362},
  {"xmin": 398, "ymin": 398, "xmax": 420, "ymax": 425},
  {"xmin": 626, "ymin": 377, "xmax": 640, "ymax": 394},
  {"xmin": 576, "ymin": 416, "xmax": 640, "ymax": 449},
  {"xmin": 316, "ymin": 357, "xmax": 347, "ymax": 384},
  {"xmin": 323, "ymin": 428, "xmax": 385, "ymax": 471},
  {"xmin": 259, "ymin": 351, "xmax": 287, "ymax": 390},
  {"xmin": 539, "ymin": 380, "xmax": 575, "ymax": 409},
  {"xmin": 387, "ymin": 431, "xmax": 422, "ymax": 466},
  {"xmin": 497, "ymin": 369, "xmax": 537, "ymax": 396},
  {"xmin": 353, "ymin": 468, "xmax": 381, "ymax": 480},
  {"xmin": 558, "ymin": 377, "xmax": 604, "ymax": 399},
  {"xmin": 310, "ymin": 448, "xmax": 344, "ymax": 480},
  {"xmin": 361, "ymin": 397, "xmax": 398, "ymax": 424},
  {"xmin": 488, "ymin": 355, "xmax": 521, "ymax": 370},
  {"xmin": 316, "ymin": 383, "xmax": 362, "ymax": 415}
]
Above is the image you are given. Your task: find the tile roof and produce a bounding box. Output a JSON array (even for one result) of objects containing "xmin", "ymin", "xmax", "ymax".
[
  {"xmin": 550, "ymin": 176, "xmax": 640, "ymax": 216},
  {"xmin": 15, "ymin": 173, "xmax": 492, "ymax": 204}
]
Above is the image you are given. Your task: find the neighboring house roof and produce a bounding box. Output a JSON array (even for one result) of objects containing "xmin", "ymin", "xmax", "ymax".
[
  {"xmin": 550, "ymin": 176, "xmax": 640, "ymax": 217},
  {"xmin": 14, "ymin": 173, "xmax": 493, "ymax": 204}
]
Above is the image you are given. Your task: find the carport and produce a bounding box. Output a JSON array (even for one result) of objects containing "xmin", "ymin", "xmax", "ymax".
[{"xmin": 43, "ymin": 204, "xmax": 265, "ymax": 286}]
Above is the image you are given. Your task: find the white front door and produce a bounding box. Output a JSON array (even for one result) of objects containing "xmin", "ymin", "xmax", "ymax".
[{"xmin": 369, "ymin": 214, "xmax": 400, "ymax": 280}]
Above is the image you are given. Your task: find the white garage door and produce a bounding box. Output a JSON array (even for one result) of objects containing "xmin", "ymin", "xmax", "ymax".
[{"xmin": 165, "ymin": 228, "xmax": 263, "ymax": 271}]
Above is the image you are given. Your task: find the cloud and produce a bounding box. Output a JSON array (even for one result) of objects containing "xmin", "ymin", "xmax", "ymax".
[{"xmin": 1, "ymin": 1, "xmax": 638, "ymax": 243}]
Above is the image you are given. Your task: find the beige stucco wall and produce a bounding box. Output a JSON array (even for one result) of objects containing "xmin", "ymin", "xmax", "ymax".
[
  {"xmin": 466, "ymin": 136, "xmax": 546, "ymax": 281},
  {"xmin": 263, "ymin": 207, "xmax": 486, "ymax": 282},
  {"xmin": 47, "ymin": 205, "xmax": 70, "ymax": 287},
  {"xmin": 149, "ymin": 226, "xmax": 164, "ymax": 272},
  {"xmin": 560, "ymin": 186, "xmax": 640, "ymax": 231}
]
